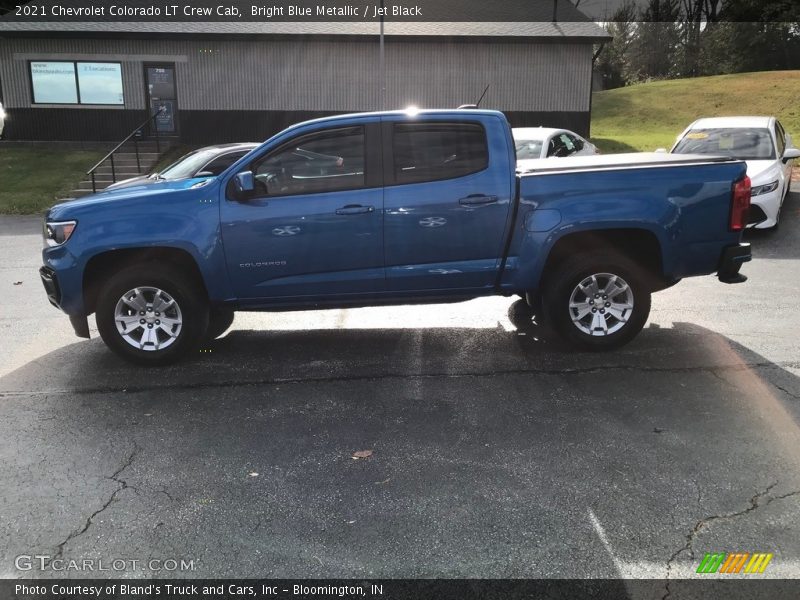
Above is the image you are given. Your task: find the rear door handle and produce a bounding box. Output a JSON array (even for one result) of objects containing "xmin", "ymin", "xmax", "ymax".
[
  {"xmin": 335, "ymin": 204, "xmax": 375, "ymax": 215},
  {"xmin": 459, "ymin": 194, "xmax": 498, "ymax": 206}
]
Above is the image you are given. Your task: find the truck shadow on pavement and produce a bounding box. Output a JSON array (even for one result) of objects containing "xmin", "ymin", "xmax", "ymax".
[{"xmin": 1, "ymin": 320, "xmax": 799, "ymax": 582}]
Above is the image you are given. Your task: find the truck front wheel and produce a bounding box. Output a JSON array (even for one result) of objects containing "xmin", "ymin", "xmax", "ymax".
[
  {"xmin": 95, "ymin": 264, "xmax": 209, "ymax": 365},
  {"xmin": 206, "ymin": 308, "xmax": 235, "ymax": 340},
  {"xmin": 541, "ymin": 252, "xmax": 651, "ymax": 351}
]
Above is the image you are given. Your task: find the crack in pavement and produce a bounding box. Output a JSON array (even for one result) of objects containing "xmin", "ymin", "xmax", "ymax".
[
  {"xmin": 2, "ymin": 361, "xmax": 798, "ymax": 398},
  {"xmin": 771, "ymin": 382, "xmax": 800, "ymax": 401},
  {"xmin": 708, "ymin": 368, "xmax": 736, "ymax": 389},
  {"xmin": 52, "ymin": 442, "xmax": 139, "ymax": 561},
  {"xmin": 662, "ymin": 482, "xmax": 800, "ymax": 600}
]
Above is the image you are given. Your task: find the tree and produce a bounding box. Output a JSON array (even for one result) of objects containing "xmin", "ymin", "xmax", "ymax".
[
  {"xmin": 674, "ymin": 0, "xmax": 725, "ymax": 76},
  {"xmin": 698, "ymin": 0, "xmax": 800, "ymax": 74},
  {"xmin": 628, "ymin": 0, "xmax": 683, "ymax": 81},
  {"xmin": 594, "ymin": 1, "xmax": 639, "ymax": 88}
]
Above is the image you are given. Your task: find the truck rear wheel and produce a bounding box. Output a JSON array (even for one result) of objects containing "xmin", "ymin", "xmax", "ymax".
[
  {"xmin": 96, "ymin": 264, "xmax": 209, "ymax": 365},
  {"xmin": 541, "ymin": 252, "xmax": 651, "ymax": 351},
  {"xmin": 507, "ymin": 298, "xmax": 537, "ymax": 331}
]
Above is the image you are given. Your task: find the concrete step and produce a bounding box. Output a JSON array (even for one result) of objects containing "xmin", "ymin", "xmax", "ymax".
[
  {"xmin": 92, "ymin": 153, "xmax": 160, "ymax": 164},
  {"xmin": 90, "ymin": 165, "xmax": 152, "ymax": 176},
  {"xmin": 108, "ymin": 152, "xmax": 160, "ymax": 161},
  {"xmin": 84, "ymin": 170, "xmax": 145, "ymax": 179},
  {"xmin": 117, "ymin": 141, "xmax": 171, "ymax": 151},
  {"xmin": 60, "ymin": 141, "xmax": 174, "ymax": 201},
  {"xmin": 89, "ymin": 161, "xmax": 159, "ymax": 171},
  {"xmin": 77, "ymin": 180, "xmax": 141, "ymax": 190}
]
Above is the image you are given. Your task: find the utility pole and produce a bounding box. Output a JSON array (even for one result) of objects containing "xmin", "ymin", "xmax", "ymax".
[{"xmin": 380, "ymin": 0, "xmax": 386, "ymax": 109}]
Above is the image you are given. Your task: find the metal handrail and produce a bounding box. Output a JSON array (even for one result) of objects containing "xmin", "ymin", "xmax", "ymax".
[{"xmin": 87, "ymin": 107, "xmax": 166, "ymax": 193}]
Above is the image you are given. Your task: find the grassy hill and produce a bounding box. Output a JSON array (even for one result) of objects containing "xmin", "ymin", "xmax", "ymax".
[
  {"xmin": 591, "ymin": 71, "xmax": 800, "ymax": 153},
  {"xmin": 0, "ymin": 147, "xmax": 103, "ymax": 214}
]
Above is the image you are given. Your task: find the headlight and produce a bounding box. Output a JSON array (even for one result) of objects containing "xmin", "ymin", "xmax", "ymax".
[
  {"xmin": 751, "ymin": 181, "xmax": 780, "ymax": 197},
  {"xmin": 44, "ymin": 220, "xmax": 77, "ymax": 247}
]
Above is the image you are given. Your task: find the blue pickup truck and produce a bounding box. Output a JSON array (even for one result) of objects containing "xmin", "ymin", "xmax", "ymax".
[{"xmin": 40, "ymin": 109, "xmax": 752, "ymax": 365}]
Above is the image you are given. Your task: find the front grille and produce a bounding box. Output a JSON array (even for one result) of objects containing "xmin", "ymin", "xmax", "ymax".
[
  {"xmin": 748, "ymin": 204, "xmax": 767, "ymax": 225},
  {"xmin": 39, "ymin": 266, "xmax": 61, "ymax": 308}
]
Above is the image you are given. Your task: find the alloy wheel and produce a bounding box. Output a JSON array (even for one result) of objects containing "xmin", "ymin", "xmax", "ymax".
[
  {"xmin": 114, "ymin": 286, "xmax": 183, "ymax": 351},
  {"xmin": 568, "ymin": 273, "xmax": 634, "ymax": 337}
]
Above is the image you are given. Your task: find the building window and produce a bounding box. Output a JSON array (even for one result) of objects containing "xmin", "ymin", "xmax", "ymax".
[
  {"xmin": 77, "ymin": 63, "xmax": 124, "ymax": 104},
  {"xmin": 30, "ymin": 61, "xmax": 77, "ymax": 104},
  {"xmin": 30, "ymin": 61, "xmax": 124, "ymax": 105}
]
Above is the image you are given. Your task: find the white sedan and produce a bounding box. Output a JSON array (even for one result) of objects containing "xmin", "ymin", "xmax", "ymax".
[
  {"xmin": 513, "ymin": 127, "xmax": 598, "ymax": 165},
  {"xmin": 671, "ymin": 116, "xmax": 800, "ymax": 229}
]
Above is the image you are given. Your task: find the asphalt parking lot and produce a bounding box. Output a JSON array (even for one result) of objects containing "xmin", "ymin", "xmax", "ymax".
[{"xmin": 1, "ymin": 186, "xmax": 799, "ymax": 585}]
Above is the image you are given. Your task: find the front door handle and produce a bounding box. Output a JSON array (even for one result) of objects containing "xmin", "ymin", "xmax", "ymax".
[
  {"xmin": 335, "ymin": 204, "xmax": 375, "ymax": 215},
  {"xmin": 459, "ymin": 194, "xmax": 498, "ymax": 206}
]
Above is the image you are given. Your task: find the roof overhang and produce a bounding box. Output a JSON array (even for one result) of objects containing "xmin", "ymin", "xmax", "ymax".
[{"xmin": 0, "ymin": 21, "xmax": 612, "ymax": 43}]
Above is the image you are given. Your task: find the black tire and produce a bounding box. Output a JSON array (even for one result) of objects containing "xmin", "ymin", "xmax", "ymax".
[
  {"xmin": 541, "ymin": 252, "xmax": 651, "ymax": 351},
  {"xmin": 206, "ymin": 309, "xmax": 235, "ymax": 340},
  {"xmin": 508, "ymin": 298, "xmax": 536, "ymax": 331},
  {"xmin": 95, "ymin": 263, "xmax": 209, "ymax": 366}
]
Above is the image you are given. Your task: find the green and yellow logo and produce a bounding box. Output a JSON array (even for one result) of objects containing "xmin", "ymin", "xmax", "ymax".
[{"xmin": 696, "ymin": 552, "xmax": 773, "ymax": 574}]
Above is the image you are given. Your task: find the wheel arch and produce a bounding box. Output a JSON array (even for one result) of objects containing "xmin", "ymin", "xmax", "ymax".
[
  {"xmin": 540, "ymin": 227, "xmax": 668, "ymax": 291},
  {"xmin": 83, "ymin": 246, "xmax": 209, "ymax": 315}
]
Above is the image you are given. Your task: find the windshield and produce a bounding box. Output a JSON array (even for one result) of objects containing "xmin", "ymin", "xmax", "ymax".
[
  {"xmin": 515, "ymin": 139, "xmax": 544, "ymax": 160},
  {"xmin": 673, "ymin": 128, "xmax": 776, "ymax": 160},
  {"xmin": 157, "ymin": 149, "xmax": 221, "ymax": 180}
]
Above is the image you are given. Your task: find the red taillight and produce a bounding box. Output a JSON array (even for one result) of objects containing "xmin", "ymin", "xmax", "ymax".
[{"xmin": 730, "ymin": 176, "xmax": 751, "ymax": 232}]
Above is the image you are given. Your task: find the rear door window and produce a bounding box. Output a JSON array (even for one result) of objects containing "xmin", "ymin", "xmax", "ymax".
[
  {"xmin": 567, "ymin": 134, "xmax": 585, "ymax": 153},
  {"xmin": 392, "ymin": 122, "xmax": 488, "ymax": 184},
  {"xmin": 548, "ymin": 134, "xmax": 573, "ymax": 157}
]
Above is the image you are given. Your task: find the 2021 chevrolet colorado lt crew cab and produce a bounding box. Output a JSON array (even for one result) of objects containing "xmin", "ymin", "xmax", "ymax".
[{"xmin": 40, "ymin": 109, "xmax": 752, "ymax": 365}]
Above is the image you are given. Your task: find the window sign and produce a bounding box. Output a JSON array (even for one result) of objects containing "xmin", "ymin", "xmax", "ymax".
[
  {"xmin": 152, "ymin": 100, "xmax": 175, "ymax": 133},
  {"xmin": 77, "ymin": 62, "xmax": 124, "ymax": 105},
  {"xmin": 30, "ymin": 61, "xmax": 78, "ymax": 104},
  {"xmin": 30, "ymin": 61, "xmax": 124, "ymax": 105}
]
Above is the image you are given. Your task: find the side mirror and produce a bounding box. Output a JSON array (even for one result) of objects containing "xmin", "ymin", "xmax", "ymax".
[
  {"xmin": 782, "ymin": 148, "xmax": 800, "ymax": 163},
  {"xmin": 234, "ymin": 171, "xmax": 255, "ymax": 193}
]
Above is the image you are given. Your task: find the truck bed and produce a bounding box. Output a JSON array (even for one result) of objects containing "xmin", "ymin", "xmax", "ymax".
[
  {"xmin": 506, "ymin": 152, "xmax": 748, "ymax": 293},
  {"xmin": 516, "ymin": 152, "xmax": 738, "ymax": 175}
]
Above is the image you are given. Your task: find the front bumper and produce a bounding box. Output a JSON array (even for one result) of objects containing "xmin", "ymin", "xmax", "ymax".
[
  {"xmin": 718, "ymin": 243, "xmax": 751, "ymax": 284},
  {"xmin": 747, "ymin": 189, "xmax": 781, "ymax": 229},
  {"xmin": 39, "ymin": 266, "xmax": 61, "ymax": 308},
  {"xmin": 39, "ymin": 265, "xmax": 90, "ymax": 338}
]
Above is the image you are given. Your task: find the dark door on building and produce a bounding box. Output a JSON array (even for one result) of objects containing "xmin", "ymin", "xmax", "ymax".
[{"xmin": 144, "ymin": 64, "xmax": 178, "ymax": 136}]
